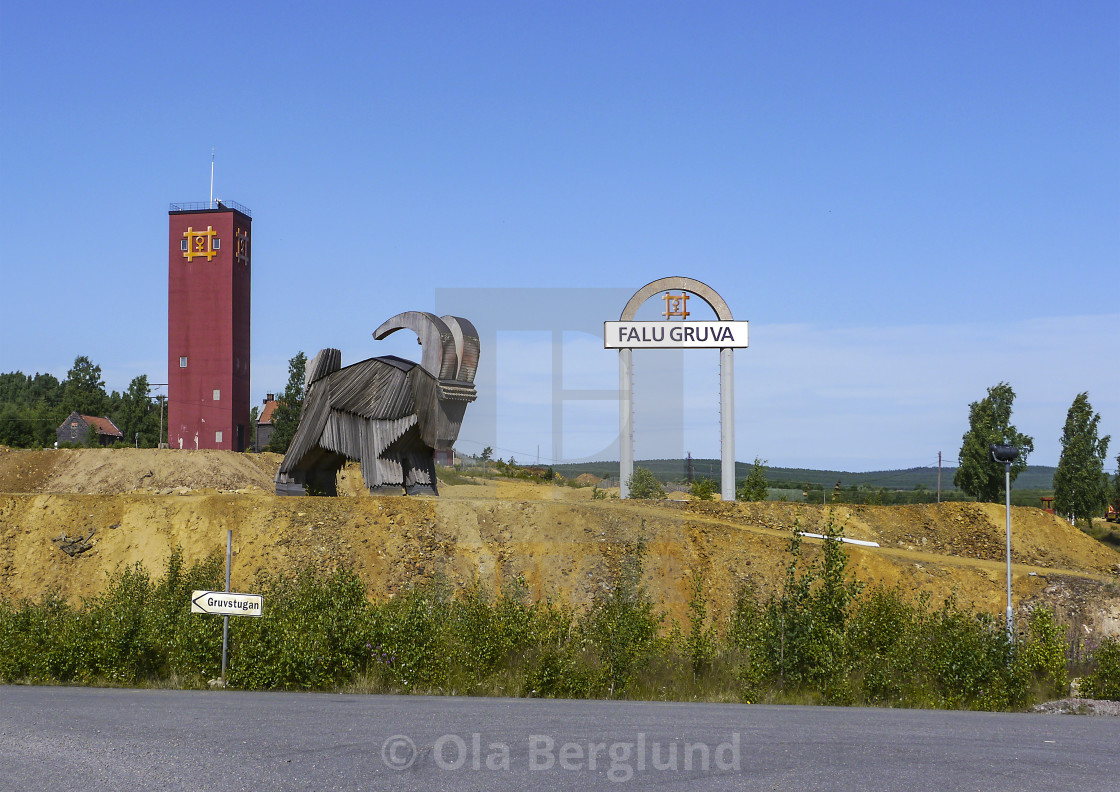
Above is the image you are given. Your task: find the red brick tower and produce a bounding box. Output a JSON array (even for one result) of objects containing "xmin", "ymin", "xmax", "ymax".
[{"xmin": 168, "ymin": 201, "xmax": 251, "ymax": 451}]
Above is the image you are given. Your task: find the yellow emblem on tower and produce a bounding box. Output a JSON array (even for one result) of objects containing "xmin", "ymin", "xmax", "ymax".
[
  {"xmin": 182, "ymin": 226, "xmax": 219, "ymax": 262},
  {"xmin": 235, "ymin": 228, "xmax": 250, "ymax": 266}
]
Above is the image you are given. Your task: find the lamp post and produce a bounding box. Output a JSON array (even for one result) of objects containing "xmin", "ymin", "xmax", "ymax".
[{"xmin": 990, "ymin": 443, "xmax": 1019, "ymax": 643}]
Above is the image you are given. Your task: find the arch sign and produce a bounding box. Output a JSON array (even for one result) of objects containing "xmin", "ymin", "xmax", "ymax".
[{"xmin": 605, "ymin": 277, "xmax": 747, "ymax": 500}]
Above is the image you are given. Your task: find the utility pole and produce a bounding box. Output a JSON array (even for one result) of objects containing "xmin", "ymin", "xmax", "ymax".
[
  {"xmin": 149, "ymin": 383, "xmax": 168, "ymax": 449},
  {"xmin": 937, "ymin": 451, "xmax": 942, "ymax": 503}
]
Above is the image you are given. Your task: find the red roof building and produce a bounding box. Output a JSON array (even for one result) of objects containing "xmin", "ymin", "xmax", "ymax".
[
  {"xmin": 57, "ymin": 412, "xmax": 124, "ymax": 446},
  {"xmin": 255, "ymin": 394, "xmax": 278, "ymax": 451}
]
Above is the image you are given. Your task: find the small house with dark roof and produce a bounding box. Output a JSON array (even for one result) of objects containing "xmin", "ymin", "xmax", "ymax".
[
  {"xmin": 255, "ymin": 394, "xmax": 279, "ymax": 451},
  {"xmin": 57, "ymin": 412, "xmax": 124, "ymax": 447}
]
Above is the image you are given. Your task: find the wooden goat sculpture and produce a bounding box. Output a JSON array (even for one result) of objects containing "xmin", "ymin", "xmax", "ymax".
[{"xmin": 275, "ymin": 312, "xmax": 479, "ymax": 496}]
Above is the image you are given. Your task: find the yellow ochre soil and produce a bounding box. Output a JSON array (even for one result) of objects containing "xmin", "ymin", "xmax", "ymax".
[{"xmin": 1, "ymin": 447, "xmax": 1118, "ymax": 637}]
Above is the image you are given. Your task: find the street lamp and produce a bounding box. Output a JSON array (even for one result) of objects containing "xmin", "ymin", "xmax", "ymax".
[{"xmin": 990, "ymin": 443, "xmax": 1019, "ymax": 642}]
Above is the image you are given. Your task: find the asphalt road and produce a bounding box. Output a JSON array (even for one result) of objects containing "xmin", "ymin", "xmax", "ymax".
[{"xmin": 1, "ymin": 686, "xmax": 1117, "ymax": 791}]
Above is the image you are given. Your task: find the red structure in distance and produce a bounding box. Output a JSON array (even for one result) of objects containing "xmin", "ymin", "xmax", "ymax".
[{"xmin": 167, "ymin": 201, "xmax": 252, "ymax": 451}]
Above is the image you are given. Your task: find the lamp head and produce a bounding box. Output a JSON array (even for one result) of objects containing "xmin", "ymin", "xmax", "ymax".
[{"xmin": 989, "ymin": 444, "xmax": 1019, "ymax": 465}]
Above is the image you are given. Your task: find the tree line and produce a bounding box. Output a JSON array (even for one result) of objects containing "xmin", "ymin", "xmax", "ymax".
[
  {"xmin": 0, "ymin": 357, "xmax": 161, "ymax": 448},
  {"xmin": 616, "ymin": 381, "xmax": 1118, "ymax": 524},
  {"xmin": 0, "ymin": 350, "xmax": 308, "ymax": 453},
  {"xmin": 954, "ymin": 382, "xmax": 1117, "ymax": 526}
]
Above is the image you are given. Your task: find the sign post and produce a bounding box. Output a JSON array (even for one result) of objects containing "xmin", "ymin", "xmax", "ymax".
[
  {"xmin": 222, "ymin": 529, "xmax": 230, "ymax": 685},
  {"xmin": 190, "ymin": 529, "xmax": 262, "ymax": 687}
]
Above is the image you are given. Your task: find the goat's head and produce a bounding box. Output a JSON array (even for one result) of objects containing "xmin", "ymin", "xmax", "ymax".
[{"xmin": 374, "ymin": 311, "xmax": 479, "ymax": 400}]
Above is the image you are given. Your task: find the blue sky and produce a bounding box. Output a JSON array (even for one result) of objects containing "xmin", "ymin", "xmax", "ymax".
[{"xmin": 1, "ymin": 1, "xmax": 1116, "ymax": 470}]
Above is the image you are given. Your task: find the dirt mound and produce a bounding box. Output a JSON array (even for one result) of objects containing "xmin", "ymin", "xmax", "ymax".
[
  {"xmin": 0, "ymin": 447, "xmax": 282, "ymax": 495},
  {"xmin": 1, "ymin": 450, "xmax": 1118, "ymax": 639},
  {"xmin": 671, "ymin": 500, "xmax": 1120, "ymax": 574},
  {"xmin": 0, "ymin": 447, "xmax": 61, "ymax": 493}
]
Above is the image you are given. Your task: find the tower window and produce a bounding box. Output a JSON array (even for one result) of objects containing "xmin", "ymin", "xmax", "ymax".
[
  {"xmin": 179, "ymin": 356, "xmax": 188, "ymax": 368},
  {"xmin": 213, "ymin": 389, "xmax": 221, "ymax": 401},
  {"xmin": 215, "ymin": 431, "xmax": 223, "ymax": 444},
  {"xmin": 213, "ymin": 238, "xmax": 221, "ymax": 250},
  {"xmin": 180, "ymin": 240, "xmax": 188, "ymax": 251}
]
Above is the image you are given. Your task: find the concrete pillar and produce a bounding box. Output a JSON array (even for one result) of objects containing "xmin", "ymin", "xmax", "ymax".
[
  {"xmin": 619, "ymin": 347, "xmax": 633, "ymax": 498},
  {"xmin": 720, "ymin": 347, "xmax": 735, "ymax": 501}
]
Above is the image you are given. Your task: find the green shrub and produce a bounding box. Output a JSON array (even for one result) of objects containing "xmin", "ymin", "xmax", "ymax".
[
  {"xmin": 364, "ymin": 583, "xmax": 447, "ymax": 690},
  {"xmin": 84, "ymin": 562, "xmax": 158, "ymax": 683},
  {"xmin": 0, "ymin": 590, "xmax": 88, "ymax": 682},
  {"xmin": 362, "ymin": 575, "xmax": 571, "ymax": 695},
  {"xmin": 763, "ymin": 520, "xmax": 860, "ymax": 702},
  {"xmin": 230, "ymin": 565, "xmax": 373, "ymax": 690},
  {"xmin": 737, "ymin": 457, "xmax": 768, "ymax": 501},
  {"xmin": 846, "ymin": 586, "xmax": 923, "ymax": 704},
  {"xmin": 922, "ymin": 601, "xmax": 1016, "ymax": 709},
  {"xmin": 0, "ymin": 548, "xmax": 223, "ymax": 686},
  {"xmin": 579, "ymin": 537, "xmax": 663, "ymax": 696},
  {"xmin": 627, "ymin": 467, "xmax": 665, "ymax": 499},
  {"xmin": 689, "ymin": 478, "xmax": 718, "ymax": 501},
  {"xmin": 1081, "ymin": 638, "xmax": 1120, "ymax": 701},
  {"xmin": 686, "ymin": 573, "xmax": 716, "ymax": 675},
  {"xmin": 0, "ymin": 529, "xmax": 1085, "ymax": 711},
  {"xmin": 147, "ymin": 549, "xmax": 225, "ymax": 680},
  {"xmin": 1011, "ymin": 608, "xmax": 1068, "ymax": 703},
  {"xmin": 524, "ymin": 640, "xmax": 597, "ymax": 699},
  {"xmin": 726, "ymin": 583, "xmax": 769, "ymax": 700}
]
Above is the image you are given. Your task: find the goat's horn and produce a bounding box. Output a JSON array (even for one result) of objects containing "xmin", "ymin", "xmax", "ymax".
[
  {"xmin": 374, "ymin": 311, "xmax": 458, "ymax": 380},
  {"xmin": 439, "ymin": 316, "xmax": 480, "ymax": 383}
]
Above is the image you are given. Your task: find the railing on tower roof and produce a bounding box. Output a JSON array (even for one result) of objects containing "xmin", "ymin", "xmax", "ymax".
[{"xmin": 169, "ymin": 200, "xmax": 252, "ymax": 217}]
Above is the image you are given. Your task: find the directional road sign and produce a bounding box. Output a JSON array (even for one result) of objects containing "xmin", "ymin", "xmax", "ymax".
[{"xmin": 191, "ymin": 590, "xmax": 264, "ymax": 617}]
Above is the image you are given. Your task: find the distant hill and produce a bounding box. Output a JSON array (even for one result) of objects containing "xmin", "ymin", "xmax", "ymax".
[{"xmin": 551, "ymin": 459, "xmax": 1057, "ymax": 491}]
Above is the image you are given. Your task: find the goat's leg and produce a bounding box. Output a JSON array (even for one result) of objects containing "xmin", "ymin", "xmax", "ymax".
[
  {"xmin": 403, "ymin": 450, "xmax": 438, "ymax": 496},
  {"xmin": 368, "ymin": 454, "xmax": 405, "ymax": 495}
]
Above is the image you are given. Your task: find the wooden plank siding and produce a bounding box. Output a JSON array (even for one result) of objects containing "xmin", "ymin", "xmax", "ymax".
[{"xmin": 275, "ymin": 314, "xmax": 479, "ymax": 497}]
